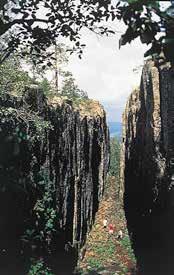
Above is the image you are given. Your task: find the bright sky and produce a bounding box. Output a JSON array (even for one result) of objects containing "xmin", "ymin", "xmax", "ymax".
[
  {"xmin": 25, "ymin": 3, "xmax": 145, "ymax": 122},
  {"xmin": 67, "ymin": 1, "xmax": 171, "ymax": 122},
  {"xmin": 35, "ymin": 1, "xmax": 170, "ymax": 122},
  {"xmin": 67, "ymin": 27, "xmax": 146, "ymax": 122}
]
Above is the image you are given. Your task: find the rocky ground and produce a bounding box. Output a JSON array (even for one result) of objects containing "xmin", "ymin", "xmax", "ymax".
[{"xmin": 75, "ymin": 176, "xmax": 136, "ymax": 275}]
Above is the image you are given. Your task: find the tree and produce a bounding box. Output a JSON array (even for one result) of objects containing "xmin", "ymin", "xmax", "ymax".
[
  {"xmin": 25, "ymin": 42, "xmax": 68, "ymax": 93},
  {"xmin": 0, "ymin": 0, "xmax": 116, "ymax": 63},
  {"xmin": 53, "ymin": 43, "xmax": 68, "ymax": 94},
  {"xmin": 117, "ymin": 0, "xmax": 174, "ymax": 63},
  {"xmin": 109, "ymin": 137, "xmax": 120, "ymax": 178},
  {"xmin": 0, "ymin": 55, "xmax": 32, "ymax": 95},
  {"xmin": 61, "ymin": 71, "xmax": 88, "ymax": 100},
  {"xmin": 0, "ymin": 54, "xmax": 54, "ymax": 97},
  {"xmin": 0, "ymin": 41, "xmax": 87, "ymax": 99},
  {"xmin": 39, "ymin": 78, "xmax": 52, "ymax": 97},
  {"xmin": 1, "ymin": 0, "xmax": 174, "ymax": 65}
]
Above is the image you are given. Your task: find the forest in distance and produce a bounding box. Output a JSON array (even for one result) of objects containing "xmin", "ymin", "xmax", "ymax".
[{"xmin": 108, "ymin": 122, "xmax": 122, "ymax": 138}]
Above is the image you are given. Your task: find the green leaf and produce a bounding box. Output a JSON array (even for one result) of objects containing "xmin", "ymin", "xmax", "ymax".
[
  {"xmin": 127, "ymin": 0, "xmax": 140, "ymax": 3},
  {"xmin": 148, "ymin": 1, "xmax": 160, "ymax": 9}
]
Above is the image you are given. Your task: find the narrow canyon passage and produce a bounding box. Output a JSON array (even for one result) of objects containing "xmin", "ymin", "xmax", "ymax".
[{"xmin": 77, "ymin": 176, "xmax": 136, "ymax": 275}]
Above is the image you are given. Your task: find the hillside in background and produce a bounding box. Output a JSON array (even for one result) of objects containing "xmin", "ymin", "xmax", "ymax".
[{"xmin": 108, "ymin": 122, "xmax": 122, "ymax": 138}]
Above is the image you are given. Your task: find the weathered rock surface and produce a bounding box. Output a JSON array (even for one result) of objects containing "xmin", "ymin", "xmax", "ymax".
[
  {"xmin": 0, "ymin": 88, "xmax": 109, "ymax": 274},
  {"xmin": 121, "ymin": 60, "xmax": 174, "ymax": 275}
]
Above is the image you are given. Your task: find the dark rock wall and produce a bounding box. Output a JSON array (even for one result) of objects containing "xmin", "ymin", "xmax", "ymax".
[
  {"xmin": 0, "ymin": 88, "xmax": 109, "ymax": 274},
  {"xmin": 121, "ymin": 61, "xmax": 174, "ymax": 275}
]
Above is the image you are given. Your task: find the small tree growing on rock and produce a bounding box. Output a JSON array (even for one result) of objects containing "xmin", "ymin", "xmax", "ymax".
[{"xmin": 61, "ymin": 71, "xmax": 88, "ymax": 100}]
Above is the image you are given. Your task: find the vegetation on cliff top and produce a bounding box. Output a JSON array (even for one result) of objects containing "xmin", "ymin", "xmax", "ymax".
[
  {"xmin": 2, "ymin": 1, "xmax": 168, "ymax": 274},
  {"xmin": 0, "ymin": 49, "xmax": 88, "ymax": 101},
  {"xmin": 0, "ymin": 87, "xmax": 108, "ymax": 275},
  {"xmin": 0, "ymin": 47, "xmax": 99, "ymax": 275}
]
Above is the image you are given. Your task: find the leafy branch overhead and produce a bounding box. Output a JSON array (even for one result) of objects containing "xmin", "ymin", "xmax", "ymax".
[
  {"xmin": 0, "ymin": 0, "xmax": 117, "ymax": 63},
  {"xmin": 1, "ymin": 0, "xmax": 174, "ymax": 64},
  {"xmin": 117, "ymin": 0, "xmax": 174, "ymax": 63}
]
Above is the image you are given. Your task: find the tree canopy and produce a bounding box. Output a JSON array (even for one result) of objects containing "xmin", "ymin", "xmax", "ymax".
[
  {"xmin": 61, "ymin": 71, "xmax": 88, "ymax": 100},
  {"xmin": 1, "ymin": 0, "xmax": 174, "ymax": 64},
  {"xmin": 117, "ymin": 0, "xmax": 174, "ymax": 63},
  {"xmin": 0, "ymin": 0, "xmax": 116, "ymax": 63},
  {"xmin": 0, "ymin": 51, "xmax": 89, "ymax": 100},
  {"xmin": 0, "ymin": 55, "xmax": 32, "ymax": 94}
]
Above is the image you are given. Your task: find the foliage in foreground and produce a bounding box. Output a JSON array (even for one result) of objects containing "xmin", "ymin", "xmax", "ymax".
[
  {"xmin": 118, "ymin": 1, "xmax": 174, "ymax": 63},
  {"xmin": 28, "ymin": 258, "xmax": 54, "ymax": 275},
  {"xmin": 1, "ymin": 0, "xmax": 174, "ymax": 66},
  {"xmin": 0, "ymin": 0, "xmax": 116, "ymax": 63}
]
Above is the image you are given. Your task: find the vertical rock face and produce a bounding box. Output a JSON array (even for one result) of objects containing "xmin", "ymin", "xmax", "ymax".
[
  {"xmin": 121, "ymin": 60, "xmax": 174, "ymax": 275},
  {"xmin": 47, "ymin": 96, "xmax": 109, "ymax": 248},
  {"xmin": 0, "ymin": 88, "xmax": 109, "ymax": 274}
]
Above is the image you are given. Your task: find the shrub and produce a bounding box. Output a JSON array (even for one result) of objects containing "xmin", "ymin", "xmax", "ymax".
[{"xmin": 28, "ymin": 258, "xmax": 54, "ymax": 275}]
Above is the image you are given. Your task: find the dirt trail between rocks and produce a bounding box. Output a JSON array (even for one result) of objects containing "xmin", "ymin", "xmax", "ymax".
[{"xmin": 76, "ymin": 177, "xmax": 136, "ymax": 275}]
